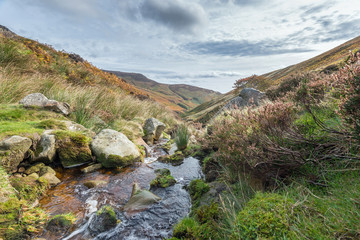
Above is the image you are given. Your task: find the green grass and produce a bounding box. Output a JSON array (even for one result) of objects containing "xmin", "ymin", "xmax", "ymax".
[
  {"xmin": 0, "ymin": 104, "xmax": 66, "ymax": 140},
  {"xmin": 175, "ymin": 124, "xmax": 190, "ymax": 151},
  {"xmin": 283, "ymin": 170, "xmax": 360, "ymax": 239}
]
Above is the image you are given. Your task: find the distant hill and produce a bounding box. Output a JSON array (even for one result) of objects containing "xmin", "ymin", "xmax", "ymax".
[
  {"xmin": 106, "ymin": 71, "xmax": 222, "ymax": 113},
  {"xmin": 185, "ymin": 36, "xmax": 360, "ymax": 123}
]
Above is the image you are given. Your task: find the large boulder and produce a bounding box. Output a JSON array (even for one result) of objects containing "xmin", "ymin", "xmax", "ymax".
[
  {"xmin": 91, "ymin": 129, "xmax": 141, "ymax": 168},
  {"xmin": 0, "ymin": 136, "xmax": 32, "ymax": 173},
  {"xmin": 34, "ymin": 131, "xmax": 56, "ymax": 164},
  {"xmin": 143, "ymin": 118, "xmax": 166, "ymax": 144},
  {"xmin": 19, "ymin": 93, "xmax": 71, "ymax": 115},
  {"xmin": 124, "ymin": 183, "xmax": 161, "ymax": 212}
]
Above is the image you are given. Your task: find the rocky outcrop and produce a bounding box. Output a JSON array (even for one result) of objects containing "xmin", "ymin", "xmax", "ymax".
[
  {"xmin": 143, "ymin": 118, "xmax": 166, "ymax": 144},
  {"xmin": 124, "ymin": 183, "xmax": 161, "ymax": 212},
  {"xmin": 91, "ymin": 129, "xmax": 141, "ymax": 168},
  {"xmin": 19, "ymin": 93, "xmax": 71, "ymax": 115},
  {"xmin": 214, "ymin": 88, "xmax": 266, "ymax": 119},
  {"xmin": 0, "ymin": 136, "xmax": 32, "ymax": 173}
]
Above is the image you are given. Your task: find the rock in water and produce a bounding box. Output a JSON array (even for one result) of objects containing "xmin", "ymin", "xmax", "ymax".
[
  {"xmin": 81, "ymin": 163, "xmax": 102, "ymax": 173},
  {"xmin": 124, "ymin": 183, "xmax": 161, "ymax": 212},
  {"xmin": 0, "ymin": 136, "xmax": 32, "ymax": 173},
  {"xmin": 143, "ymin": 118, "xmax": 166, "ymax": 144},
  {"xmin": 84, "ymin": 180, "xmax": 107, "ymax": 189},
  {"xmin": 19, "ymin": 93, "xmax": 71, "ymax": 115},
  {"xmin": 91, "ymin": 129, "xmax": 141, "ymax": 168},
  {"xmin": 89, "ymin": 205, "xmax": 118, "ymax": 234}
]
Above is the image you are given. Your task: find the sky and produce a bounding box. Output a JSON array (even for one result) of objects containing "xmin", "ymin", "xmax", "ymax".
[{"xmin": 0, "ymin": 0, "xmax": 360, "ymax": 93}]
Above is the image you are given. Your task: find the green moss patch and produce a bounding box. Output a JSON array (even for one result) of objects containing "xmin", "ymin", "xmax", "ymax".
[
  {"xmin": 231, "ymin": 192, "xmax": 296, "ymax": 240},
  {"xmin": 99, "ymin": 154, "xmax": 138, "ymax": 168},
  {"xmin": 150, "ymin": 168, "xmax": 176, "ymax": 189},
  {"xmin": 54, "ymin": 130, "xmax": 92, "ymax": 168},
  {"xmin": 0, "ymin": 104, "xmax": 67, "ymax": 140}
]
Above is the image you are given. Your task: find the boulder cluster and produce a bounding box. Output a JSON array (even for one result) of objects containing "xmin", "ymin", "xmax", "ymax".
[{"xmin": 0, "ymin": 93, "xmax": 168, "ymax": 188}]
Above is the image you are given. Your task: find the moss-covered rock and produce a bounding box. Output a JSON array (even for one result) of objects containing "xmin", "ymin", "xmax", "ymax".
[
  {"xmin": 46, "ymin": 214, "xmax": 74, "ymax": 234},
  {"xmin": 188, "ymin": 179, "xmax": 210, "ymax": 204},
  {"xmin": 10, "ymin": 173, "xmax": 49, "ymax": 202},
  {"xmin": 150, "ymin": 168, "xmax": 176, "ymax": 189},
  {"xmin": 89, "ymin": 205, "xmax": 117, "ymax": 234},
  {"xmin": 55, "ymin": 130, "xmax": 92, "ymax": 168},
  {"xmin": 0, "ymin": 135, "xmax": 32, "ymax": 173},
  {"xmin": 91, "ymin": 129, "xmax": 141, "ymax": 168},
  {"xmin": 157, "ymin": 151, "xmax": 184, "ymax": 166}
]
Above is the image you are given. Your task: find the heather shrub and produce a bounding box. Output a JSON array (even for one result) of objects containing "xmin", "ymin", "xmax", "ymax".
[
  {"xmin": 266, "ymin": 73, "xmax": 306, "ymax": 101},
  {"xmin": 332, "ymin": 51, "xmax": 360, "ymax": 140},
  {"xmin": 208, "ymin": 101, "xmax": 306, "ymax": 182}
]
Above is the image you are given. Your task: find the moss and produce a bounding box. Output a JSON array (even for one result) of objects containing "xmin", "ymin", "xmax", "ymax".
[
  {"xmin": 173, "ymin": 217, "xmax": 199, "ymax": 239},
  {"xmin": 10, "ymin": 175, "xmax": 49, "ymax": 202},
  {"xmin": 54, "ymin": 130, "xmax": 92, "ymax": 168},
  {"xmin": 0, "ymin": 167, "xmax": 49, "ymax": 239},
  {"xmin": 36, "ymin": 119, "xmax": 67, "ymax": 130},
  {"xmin": 46, "ymin": 213, "xmax": 75, "ymax": 234},
  {"xmin": 231, "ymin": 192, "xmax": 296, "ymax": 240},
  {"xmin": 188, "ymin": 179, "xmax": 210, "ymax": 204},
  {"xmin": 97, "ymin": 205, "xmax": 116, "ymax": 219},
  {"xmin": 99, "ymin": 154, "xmax": 139, "ymax": 168},
  {"xmin": 158, "ymin": 151, "xmax": 185, "ymax": 166},
  {"xmin": 162, "ymin": 139, "xmax": 174, "ymax": 153},
  {"xmin": 93, "ymin": 205, "xmax": 117, "ymax": 232},
  {"xmin": 195, "ymin": 202, "xmax": 219, "ymax": 224},
  {"xmin": 150, "ymin": 168, "xmax": 176, "ymax": 189}
]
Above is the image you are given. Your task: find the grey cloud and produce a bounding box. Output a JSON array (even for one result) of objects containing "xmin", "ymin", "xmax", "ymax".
[
  {"xmin": 184, "ymin": 39, "xmax": 313, "ymax": 57},
  {"xmin": 139, "ymin": 0, "xmax": 207, "ymax": 33}
]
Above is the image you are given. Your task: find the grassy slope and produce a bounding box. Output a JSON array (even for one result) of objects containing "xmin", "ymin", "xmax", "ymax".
[
  {"xmin": 0, "ymin": 27, "xmax": 178, "ymax": 140},
  {"xmin": 185, "ymin": 36, "xmax": 360, "ymax": 123},
  {"xmin": 106, "ymin": 71, "xmax": 222, "ymax": 113}
]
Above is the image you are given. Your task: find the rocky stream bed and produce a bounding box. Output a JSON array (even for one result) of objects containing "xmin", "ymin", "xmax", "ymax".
[{"xmin": 38, "ymin": 140, "xmax": 203, "ymax": 240}]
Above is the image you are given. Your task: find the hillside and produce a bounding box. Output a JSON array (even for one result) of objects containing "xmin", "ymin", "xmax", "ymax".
[
  {"xmin": 106, "ymin": 71, "xmax": 222, "ymax": 113},
  {"xmin": 0, "ymin": 25, "xmax": 178, "ymax": 140},
  {"xmin": 185, "ymin": 35, "xmax": 360, "ymax": 123}
]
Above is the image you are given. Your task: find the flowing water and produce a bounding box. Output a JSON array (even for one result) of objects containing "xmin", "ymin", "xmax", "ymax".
[{"xmin": 39, "ymin": 140, "xmax": 203, "ymax": 240}]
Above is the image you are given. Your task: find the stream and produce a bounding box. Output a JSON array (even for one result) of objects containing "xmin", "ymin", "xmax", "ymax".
[{"xmin": 38, "ymin": 140, "xmax": 203, "ymax": 240}]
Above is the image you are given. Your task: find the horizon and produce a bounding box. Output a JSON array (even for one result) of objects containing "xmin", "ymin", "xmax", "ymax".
[{"xmin": 0, "ymin": 0, "xmax": 359, "ymax": 93}]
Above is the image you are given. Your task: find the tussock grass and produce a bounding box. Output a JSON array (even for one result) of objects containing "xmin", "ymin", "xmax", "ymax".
[
  {"xmin": 0, "ymin": 68, "xmax": 178, "ymax": 139},
  {"xmin": 175, "ymin": 124, "xmax": 190, "ymax": 150}
]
